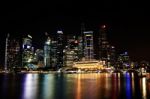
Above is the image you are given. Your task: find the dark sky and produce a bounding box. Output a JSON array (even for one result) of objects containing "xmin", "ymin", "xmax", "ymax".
[{"xmin": 0, "ymin": 1, "xmax": 150, "ymax": 65}]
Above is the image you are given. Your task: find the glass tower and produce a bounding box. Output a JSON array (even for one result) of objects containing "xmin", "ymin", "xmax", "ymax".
[{"xmin": 83, "ymin": 31, "xmax": 94, "ymax": 61}]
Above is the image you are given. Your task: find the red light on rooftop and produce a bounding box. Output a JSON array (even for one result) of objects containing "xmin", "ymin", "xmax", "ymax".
[
  {"xmin": 75, "ymin": 40, "xmax": 78, "ymax": 43},
  {"xmin": 101, "ymin": 25, "xmax": 106, "ymax": 29}
]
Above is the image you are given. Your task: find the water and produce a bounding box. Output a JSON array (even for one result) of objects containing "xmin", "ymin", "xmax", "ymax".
[{"xmin": 0, "ymin": 73, "xmax": 150, "ymax": 99}]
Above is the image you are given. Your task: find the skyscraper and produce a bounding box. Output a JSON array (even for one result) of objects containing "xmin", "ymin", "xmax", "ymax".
[
  {"xmin": 83, "ymin": 31, "xmax": 94, "ymax": 61},
  {"xmin": 50, "ymin": 40, "xmax": 58, "ymax": 69},
  {"xmin": 99, "ymin": 25, "xmax": 110, "ymax": 65},
  {"xmin": 22, "ymin": 35, "xmax": 34, "ymax": 67},
  {"xmin": 5, "ymin": 34, "xmax": 20, "ymax": 70},
  {"xmin": 56, "ymin": 30, "xmax": 64, "ymax": 69},
  {"xmin": 44, "ymin": 37, "xmax": 51, "ymax": 67},
  {"xmin": 63, "ymin": 35, "xmax": 79, "ymax": 67}
]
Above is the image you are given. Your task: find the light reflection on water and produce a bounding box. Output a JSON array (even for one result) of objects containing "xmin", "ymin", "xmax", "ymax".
[
  {"xmin": 22, "ymin": 74, "xmax": 39, "ymax": 99},
  {"xmin": 140, "ymin": 77, "xmax": 147, "ymax": 99},
  {"xmin": 0, "ymin": 73, "xmax": 150, "ymax": 99}
]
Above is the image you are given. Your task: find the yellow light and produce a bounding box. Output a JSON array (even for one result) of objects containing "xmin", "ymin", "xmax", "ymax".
[{"xmin": 27, "ymin": 58, "xmax": 32, "ymax": 62}]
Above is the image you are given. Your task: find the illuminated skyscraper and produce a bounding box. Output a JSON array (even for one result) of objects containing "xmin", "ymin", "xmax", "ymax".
[
  {"xmin": 107, "ymin": 46, "xmax": 116, "ymax": 67},
  {"xmin": 5, "ymin": 34, "xmax": 20, "ymax": 70},
  {"xmin": 78, "ymin": 35, "xmax": 84, "ymax": 61},
  {"xmin": 99, "ymin": 25, "xmax": 110, "ymax": 65},
  {"xmin": 83, "ymin": 31, "xmax": 94, "ymax": 61},
  {"xmin": 56, "ymin": 30, "xmax": 64, "ymax": 69},
  {"xmin": 117, "ymin": 52, "xmax": 130, "ymax": 69},
  {"xmin": 50, "ymin": 40, "xmax": 58, "ymax": 69},
  {"xmin": 22, "ymin": 35, "xmax": 34, "ymax": 67},
  {"xmin": 35, "ymin": 49, "xmax": 44, "ymax": 67},
  {"xmin": 63, "ymin": 35, "xmax": 79, "ymax": 67},
  {"xmin": 80, "ymin": 23, "xmax": 85, "ymax": 59},
  {"xmin": 44, "ymin": 37, "xmax": 51, "ymax": 67}
]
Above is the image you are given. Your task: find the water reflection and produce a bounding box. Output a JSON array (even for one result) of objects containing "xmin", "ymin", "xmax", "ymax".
[
  {"xmin": 140, "ymin": 77, "xmax": 147, "ymax": 99},
  {"xmin": 22, "ymin": 74, "xmax": 39, "ymax": 99},
  {"xmin": 76, "ymin": 74, "xmax": 81, "ymax": 99},
  {"xmin": 42, "ymin": 74, "xmax": 55, "ymax": 99},
  {"xmin": 0, "ymin": 73, "xmax": 150, "ymax": 99},
  {"xmin": 125, "ymin": 73, "xmax": 132, "ymax": 99}
]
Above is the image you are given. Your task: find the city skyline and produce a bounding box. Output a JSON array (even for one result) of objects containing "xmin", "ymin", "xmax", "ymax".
[{"xmin": 0, "ymin": 1, "xmax": 150, "ymax": 65}]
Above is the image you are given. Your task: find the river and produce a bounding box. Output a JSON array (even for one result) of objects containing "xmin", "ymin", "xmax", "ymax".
[{"xmin": 0, "ymin": 73, "xmax": 150, "ymax": 99}]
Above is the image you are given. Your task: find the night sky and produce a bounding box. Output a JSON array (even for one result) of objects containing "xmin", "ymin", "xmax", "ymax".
[{"xmin": 0, "ymin": 1, "xmax": 150, "ymax": 65}]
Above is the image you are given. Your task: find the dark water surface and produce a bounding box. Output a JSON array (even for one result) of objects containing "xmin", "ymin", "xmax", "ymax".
[{"xmin": 0, "ymin": 73, "xmax": 150, "ymax": 99}]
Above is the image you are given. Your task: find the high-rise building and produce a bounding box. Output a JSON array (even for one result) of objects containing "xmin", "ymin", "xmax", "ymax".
[
  {"xmin": 83, "ymin": 31, "xmax": 94, "ymax": 61},
  {"xmin": 5, "ymin": 35, "xmax": 20, "ymax": 70},
  {"xmin": 80, "ymin": 23, "xmax": 85, "ymax": 59},
  {"xmin": 77, "ymin": 36, "xmax": 84, "ymax": 61},
  {"xmin": 107, "ymin": 46, "xmax": 116, "ymax": 67},
  {"xmin": 56, "ymin": 30, "xmax": 64, "ymax": 69},
  {"xmin": 44, "ymin": 37, "xmax": 51, "ymax": 67},
  {"xmin": 63, "ymin": 35, "xmax": 79, "ymax": 67},
  {"xmin": 22, "ymin": 35, "xmax": 34, "ymax": 67},
  {"xmin": 50, "ymin": 40, "xmax": 58, "ymax": 69},
  {"xmin": 43, "ymin": 31, "xmax": 63, "ymax": 70},
  {"xmin": 35, "ymin": 49, "xmax": 44, "ymax": 67},
  {"xmin": 99, "ymin": 25, "xmax": 110, "ymax": 65},
  {"xmin": 117, "ymin": 52, "xmax": 130, "ymax": 69}
]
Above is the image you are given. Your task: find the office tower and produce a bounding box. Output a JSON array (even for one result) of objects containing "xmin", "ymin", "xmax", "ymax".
[
  {"xmin": 80, "ymin": 23, "xmax": 85, "ymax": 59},
  {"xmin": 117, "ymin": 52, "xmax": 130, "ymax": 69},
  {"xmin": 50, "ymin": 40, "xmax": 58, "ymax": 69},
  {"xmin": 22, "ymin": 35, "xmax": 34, "ymax": 67},
  {"xmin": 4, "ymin": 34, "xmax": 9, "ymax": 70},
  {"xmin": 44, "ymin": 37, "xmax": 51, "ymax": 67},
  {"xmin": 107, "ymin": 46, "xmax": 116, "ymax": 67},
  {"xmin": 35, "ymin": 49, "xmax": 44, "ymax": 67},
  {"xmin": 56, "ymin": 30, "xmax": 64, "ymax": 69},
  {"xmin": 5, "ymin": 34, "xmax": 20, "ymax": 70},
  {"xmin": 99, "ymin": 25, "xmax": 110, "ymax": 65},
  {"xmin": 78, "ymin": 36, "xmax": 84, "ymax": 61},
  {"xmin": 63, "ymin": 35, "xmax": 79, "ymax": 67},
  {"xmin": 83, "ymin": 31, "xmax": 94, "ymax": 61}
]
